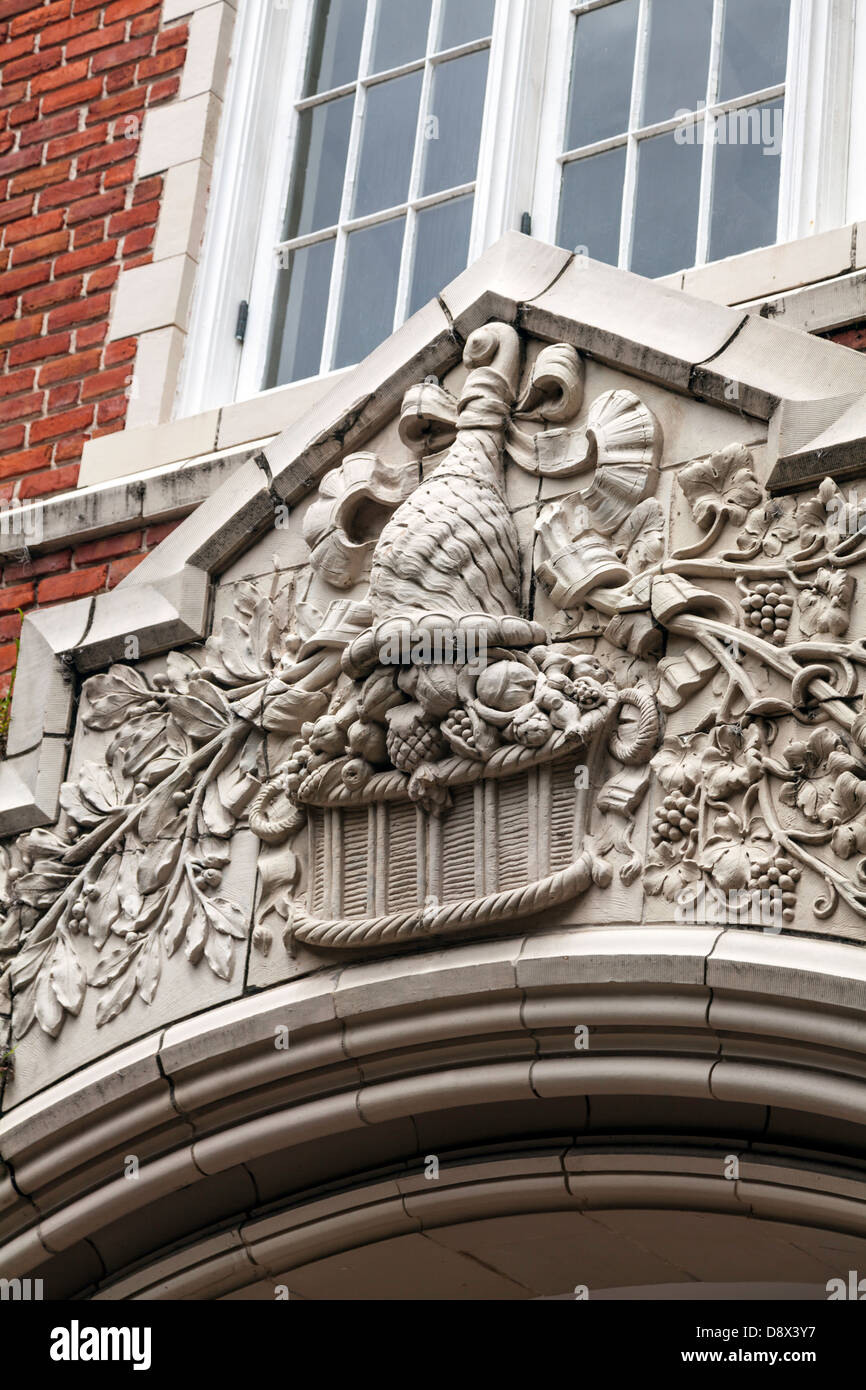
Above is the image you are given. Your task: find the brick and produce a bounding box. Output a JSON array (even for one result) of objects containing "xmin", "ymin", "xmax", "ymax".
[
  {"xmin": 107, "ymin": 199, "xmax": 158, "ymax": 237},
  {"xmin": 0, "ymin": 366, "xmax": 35, "ymax": 396},
  {"xmin": 132, "ymin": 174, "xmax": 161, "ymax": 204},
  {"xmin": 104, "ymin": 0, "xmax": 161, "ymax": 23},
  {"xmin": 21, "ymin": 275, "xmax": 83, "ymax": 311},
  {"xmin": 37, "ymin": 348, "xmax": 101, "ymax": 385},
  {"xmin": 0, "ymin": 582, "xmax": 35, "ymax": 613},
  {"xmin": 39, "ymin": 563, "xmax": 107, "ymax": 602},
  {"xmin": 75, "ymin": 320, "xmax": 106, "ymax": 348},
  {"xmin": 39, "ymin": 173, "xmax": 101, "ymax": 209},
  {"xmin": 4, "ymin": 550, "xmax": 71, "ymax": 583},
  {"xmin": 9, "ymin": 158, "xmax": 71, "ymax": 193},
  {"xmin": 45, "ymin": 124, "xmax": 106, "ymax": 159},
  {"xmin": 104, "ymin": 337, "xmax": 136, "ymax": 367},
  {"xmin": 67, "ymin": 190, "xmax": 125, "ymax": 224},
  {"xmin": 108, "ymin": 551, "xmax": 144, "ymax": 586},
  {"xmin": 96, "ymin": 392, "xmax": 127, "ymax": 425},
  {"xmin": 105, "ymin": 62, "xmax": 139, "ymax": 94},
  {"xmin": 0, "ymin": 192, "xmax": 37, "ymax": 225},
  {"xmin": 138, "ymin": 49, "xmax": 184, "ymax": 80},
  {"xmin": 80, "ymin": 364, "xmax": 130, "ymax": 400},
  {"xmin": 145, "ymin": 519, "xmax": 180, "ymax": 547},
  {"xmin": 0, "ymin": 145, "xmax": 41, "ymax": 178},
  {"xmin": 77, "ymin": 137, "xmax": 138, "ymax": 172},
  {"xmin": 40, "ymin": 11, "xmax": 99, "ymax": 47},
  {"xmin": 7, "ymin": 331, "xmax": 70, "ymax": 366},
  {"xmin": 1, "ymin": 33, "xmax": 38, "ymax": 63},
  {"xmin": 0, "ymin": 391, "xmax": 42, "ymax": 421},
  {"xmin": 41, "ymin": 77, "xmax": 103, "ymax": 115},
  {"xmin": 103, "ymin": 157, "xmax": 137, "ymax": 188},
  {"xmin": 18, "ymin": 463, "xmax": 79, "ymax": 498},
  {"xmin": 4, "ymin": 49, "xmax": 59, "ymax": 84},
  {"xmin": 86, "ymin": 264, "xmax": 118, "ymax": 291},
  {"xmin": 17, "ymin": 110, "xmax": 79, "ymax": 148},
  {"xmin": 0, "ymin": 445, "xmax": 50, "ymax": 479},
  {"xmin": 157, "ymin": 23, "xmax": 188, "ymax": 51},
  {"xmin": 147, "ymin": 76, "xmax": 180, "ymax": 105},
  {"xmin": 0, "ymin": 314, "xmax": 42, "ymax": 346},
  {"xmin": 47, "ymin": 380, "xmax": 81, "ymax": 410},
  {"xmin": 87, "ymin": 89, "xmax": 145, "ymax": 124},
  {"xmin": 3, "ymin": 210, "xmax": 64, "ymax": 245},
  {"xmin": 30, "ymin": 404, "xmax": 93, "ymax": 441},
  {"xmin": 65, "ymin": 20, "xmax": 124, "ymax": 58},
  {"xmin": 54, "ymin": 240, "xmax": 117, "ymax": 276},
  {"xmin": 0, "ymin": 423, "xmax": 25, "ymax": 451},
  {"xmin": 30, "ymin": 56, "xmax": 91, "ymax": 95},
  {"xmin": 7, "ymin": 100, "xmax": 38, "ymax": 127},
  {"xmin": 9, "ymin": 2, "xmax": 71, "ymax": 35},
  {"xmin": 54, "ymin": 433, "xmax": 86, "ymax": 461},
  {"xmin": 130, "ymin": 10, "xmax": 159, "ymax": 36},
  {"xmin": 0, "ymin": 83, "xmax": 28, "ymax": 112},
  {"xmin": 0, "ymin": 262, "xmax": 47, "ymax": 296},
  {"xmin": 10, "ymin": 229, "xmax": 69, "ymax": 265},
  {"xmin": 73, "ymin": 218, "xmax": 105, "ymax": 248},
  {"xmin": 93, "ymin": 37, "xmax": 152, "ymax": 74},
  {"xmin": 122, "ymin": 225, "xmax": 153, "ymax": 257},
  {"xmin": 0, "ymin": 612, "xmax": 23, "ymax": 643},
  {"xmin": 0, "ymin": 643, "xmax": 19, "ymax": 673},
  {"xmin": 74, "ymin": 530, "xmax": 141, "ymax": 565}
]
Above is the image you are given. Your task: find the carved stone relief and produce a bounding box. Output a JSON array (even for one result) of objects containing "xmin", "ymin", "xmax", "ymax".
[{"xmin": 4, "ymin": 321, "xmax": 866, "ymax": 1041}]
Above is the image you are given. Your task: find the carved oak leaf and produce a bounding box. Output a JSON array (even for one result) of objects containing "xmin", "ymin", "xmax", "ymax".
[
  {"xmin": 701, "ymin": 725, "xmax": 763, "ymax": 800},
  {"xmin": 678, "ymin": 444, "xmax": 762, "ymax": 531},
  {"xmin": 644, "ymin": 843, "xmax": 701, "ymax": 900}
]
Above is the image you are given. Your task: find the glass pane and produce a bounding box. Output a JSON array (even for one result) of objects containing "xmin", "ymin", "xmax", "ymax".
[
  {"xmin": 334, "ymin": 216, "xmax": 405, "ymax": 368},
  {"xmin": 709, "ymin": 98, "xmax": 784, "ymax": 262},
  {"xmin": 354, "ymin": 71, "xmax": 422, "ymax": 217},
  {"xmin": 631, "ymin": 126, "xmax": 702, "ymax": 277},
  {"xmin": 371, "ymin": 0, "xmax": 430, "ymax": 74},
  {"xmin": 265, "ymin": 239, "xmax": 335, "ymax": 387},
  {"xmin": 643, "ymin": 0, "xmax": 713, "ymax": 125},
  {"xmin": 285, "ymin": 96, "xmax": 353, "ymax": 238},
  {"xmin": 719, "ymin": 0, "xmax": 790, "ymax": 101},
  {"xmin": 409, "ymin": 193, "xmax": 473, "ymax": 313},
  {"xmin": 421, "ymin": 48, "xmax": 489, "ymax": 196},
  {"xmin": 304, "ymin": 0, "xmax": 365, "ymax": 96},
  {"xmin": 439, "ymin": 0, "xmax": 495, "ymax": 50},
  {"xmin": 566, "ymin": 0, "xmax": 638, "ymax": 151},
  {"xmin": 557, "ymin": 145, "xmax": 626, "ymax": 264}
]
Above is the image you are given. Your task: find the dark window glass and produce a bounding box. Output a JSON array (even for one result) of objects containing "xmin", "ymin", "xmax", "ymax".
[
  {"xmin": 371, "ymin": 0, "xmax": 431, "ymax": 73},
  {"xmin": 421, "ymin": 48, "xmax": 489, "ymax": 195},
  {"xmin": 719, "ymin": 0, "xmax": 790, "ymax": 101},
  {"xmin": 631, "ymin": 126, "xmax": 702, "ymax": 276},
  {"xmin": 643, "ymin": 0, "xmax": 713, "ymax": 125},
  {"xmin": 709, "ymin": 98, "xmax": 784, "ymax": 261},
  {"xmin": 354, "ymin": 71, "xmax": 423, "ymax": 216},
  {"xmin": 285, "ymin": 96, "xmax": 353, "ymax": 238},
  {"xmin": 335, "ymin": 216, "xmax": 405, "ymax": 367},
  {"xmin": 557, "ymin": 145, "xmax": 626, "ymax": 263},
  {"xmin": 439, "ymin": 0, "xmax": 495, "ymax": 50},
  {"xmin": 565, "ymin": 0, "xmax": 639, "ymax": 150},
  {"xmin": 409, "ymin": 193, "xmax": 473, "ymax": 313},
  {"xmin": 304, "ymin": 0, "xmax": 365, "ymax": 96},
  {"xmin": 266, "ymin": 239, "xmax": 335, "ymax": 386}
]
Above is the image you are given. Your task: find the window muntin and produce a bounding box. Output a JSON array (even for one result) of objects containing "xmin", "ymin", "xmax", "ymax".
[
  {"xmin": 265, "ymin": 0, "xmax": 496, "ymax": 389},
  {"xmin": 554, "ymin": 0, "xmax": 791, "ymax": 276}
]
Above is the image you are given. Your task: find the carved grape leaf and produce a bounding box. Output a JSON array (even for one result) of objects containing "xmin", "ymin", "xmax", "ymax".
[
  {"xmin": 678, "ymin": 444, "xmax": 761, "ymax": 531},
  {"xmin": 700, "ymin": 725, "xmax": 763, "ymax": 800},
  {"xmin": 651, "ymin": 738, "xmax": 703, "ymax": 794},
  {"xmin": 644, "ymin": 843, "xmax": 700, "ymax": 900}
]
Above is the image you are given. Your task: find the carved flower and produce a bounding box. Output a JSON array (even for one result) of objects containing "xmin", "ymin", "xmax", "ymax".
[
  {"xmin": 700, "ymin": 724, "xmax": 763, "ymax": 801},
  {"xmin": 798, "ymin": 567, "xmax": 855, "ymax": 638},
  {"xmin": 678, "ymin": 444, "xmax": 762, "ymax": 531}
]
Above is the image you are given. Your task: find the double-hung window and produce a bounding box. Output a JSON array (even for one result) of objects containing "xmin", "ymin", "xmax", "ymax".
[{"xmin": 179, "ymin": 0, "xmax": 859, "ymax": 417}]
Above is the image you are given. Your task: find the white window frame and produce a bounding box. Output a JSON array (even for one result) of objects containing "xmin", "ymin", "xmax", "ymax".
[
  {"xmin": 179, "ymin": 0, "xmax": 550, "ymax": 417},
  {"xmin": 178, "ymin": 0, "xmax": 859, "ymax": 420},
  {"xmin": 531, "ymin": 0, "xmax": 858, "ymax": 268}
]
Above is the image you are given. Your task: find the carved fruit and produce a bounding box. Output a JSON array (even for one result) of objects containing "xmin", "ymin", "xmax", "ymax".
[
  {"xmin": 573, "ymin": 677, "xmax": 606, "ymax": 710},
  {"xmin": 739, "ymin": 581, "xmax": 791, "ymax": 646},
  {"xmin": 308, "ymin": 715, "xmax": 346, "ymax": 757},
  {"xmin": 347, "ymin": 719, "xmax": 388, "ymax": 764},
  {"xmin": 508, "ymin": 702, "xmax": 553, "ymax": 748},
  {"xmin": 385, "ymin": 703, "xmax": 445, "ymax": 773},
  {"xmin": 475, "ymin": 661, "xmax": 536, "ymax": 712}
]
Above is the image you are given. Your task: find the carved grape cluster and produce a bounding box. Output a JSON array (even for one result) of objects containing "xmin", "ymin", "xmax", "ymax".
[
  {"xmin": 650, "ymin": 790, "xmax": 699, "ymax": 850},
  {"xmin": 739, "ymin": 581, "xmax": 793, "ymax": 646},
  {"xmin": 748, "ymin": 853, "xmax": 801, "ymax": 924}
]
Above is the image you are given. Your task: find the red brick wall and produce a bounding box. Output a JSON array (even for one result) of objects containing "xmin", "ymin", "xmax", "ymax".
[
  {"xmin": 0, "ymin": 0, "xmax": 192, "ymax": 701},
  {"xmin": 0, "ymin": 0, "xmax": 189, "ymax": 503}
]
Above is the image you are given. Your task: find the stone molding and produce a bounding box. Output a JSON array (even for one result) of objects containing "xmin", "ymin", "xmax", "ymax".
[{"xmin": 1, "ymin": 926, "xmax": 866, "ymax": 1294}]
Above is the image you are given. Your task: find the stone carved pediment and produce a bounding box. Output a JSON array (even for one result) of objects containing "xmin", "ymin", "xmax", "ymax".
[{"xmin": 6, "ymin": 236, "xmax": 866, "ymax": 1049}]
